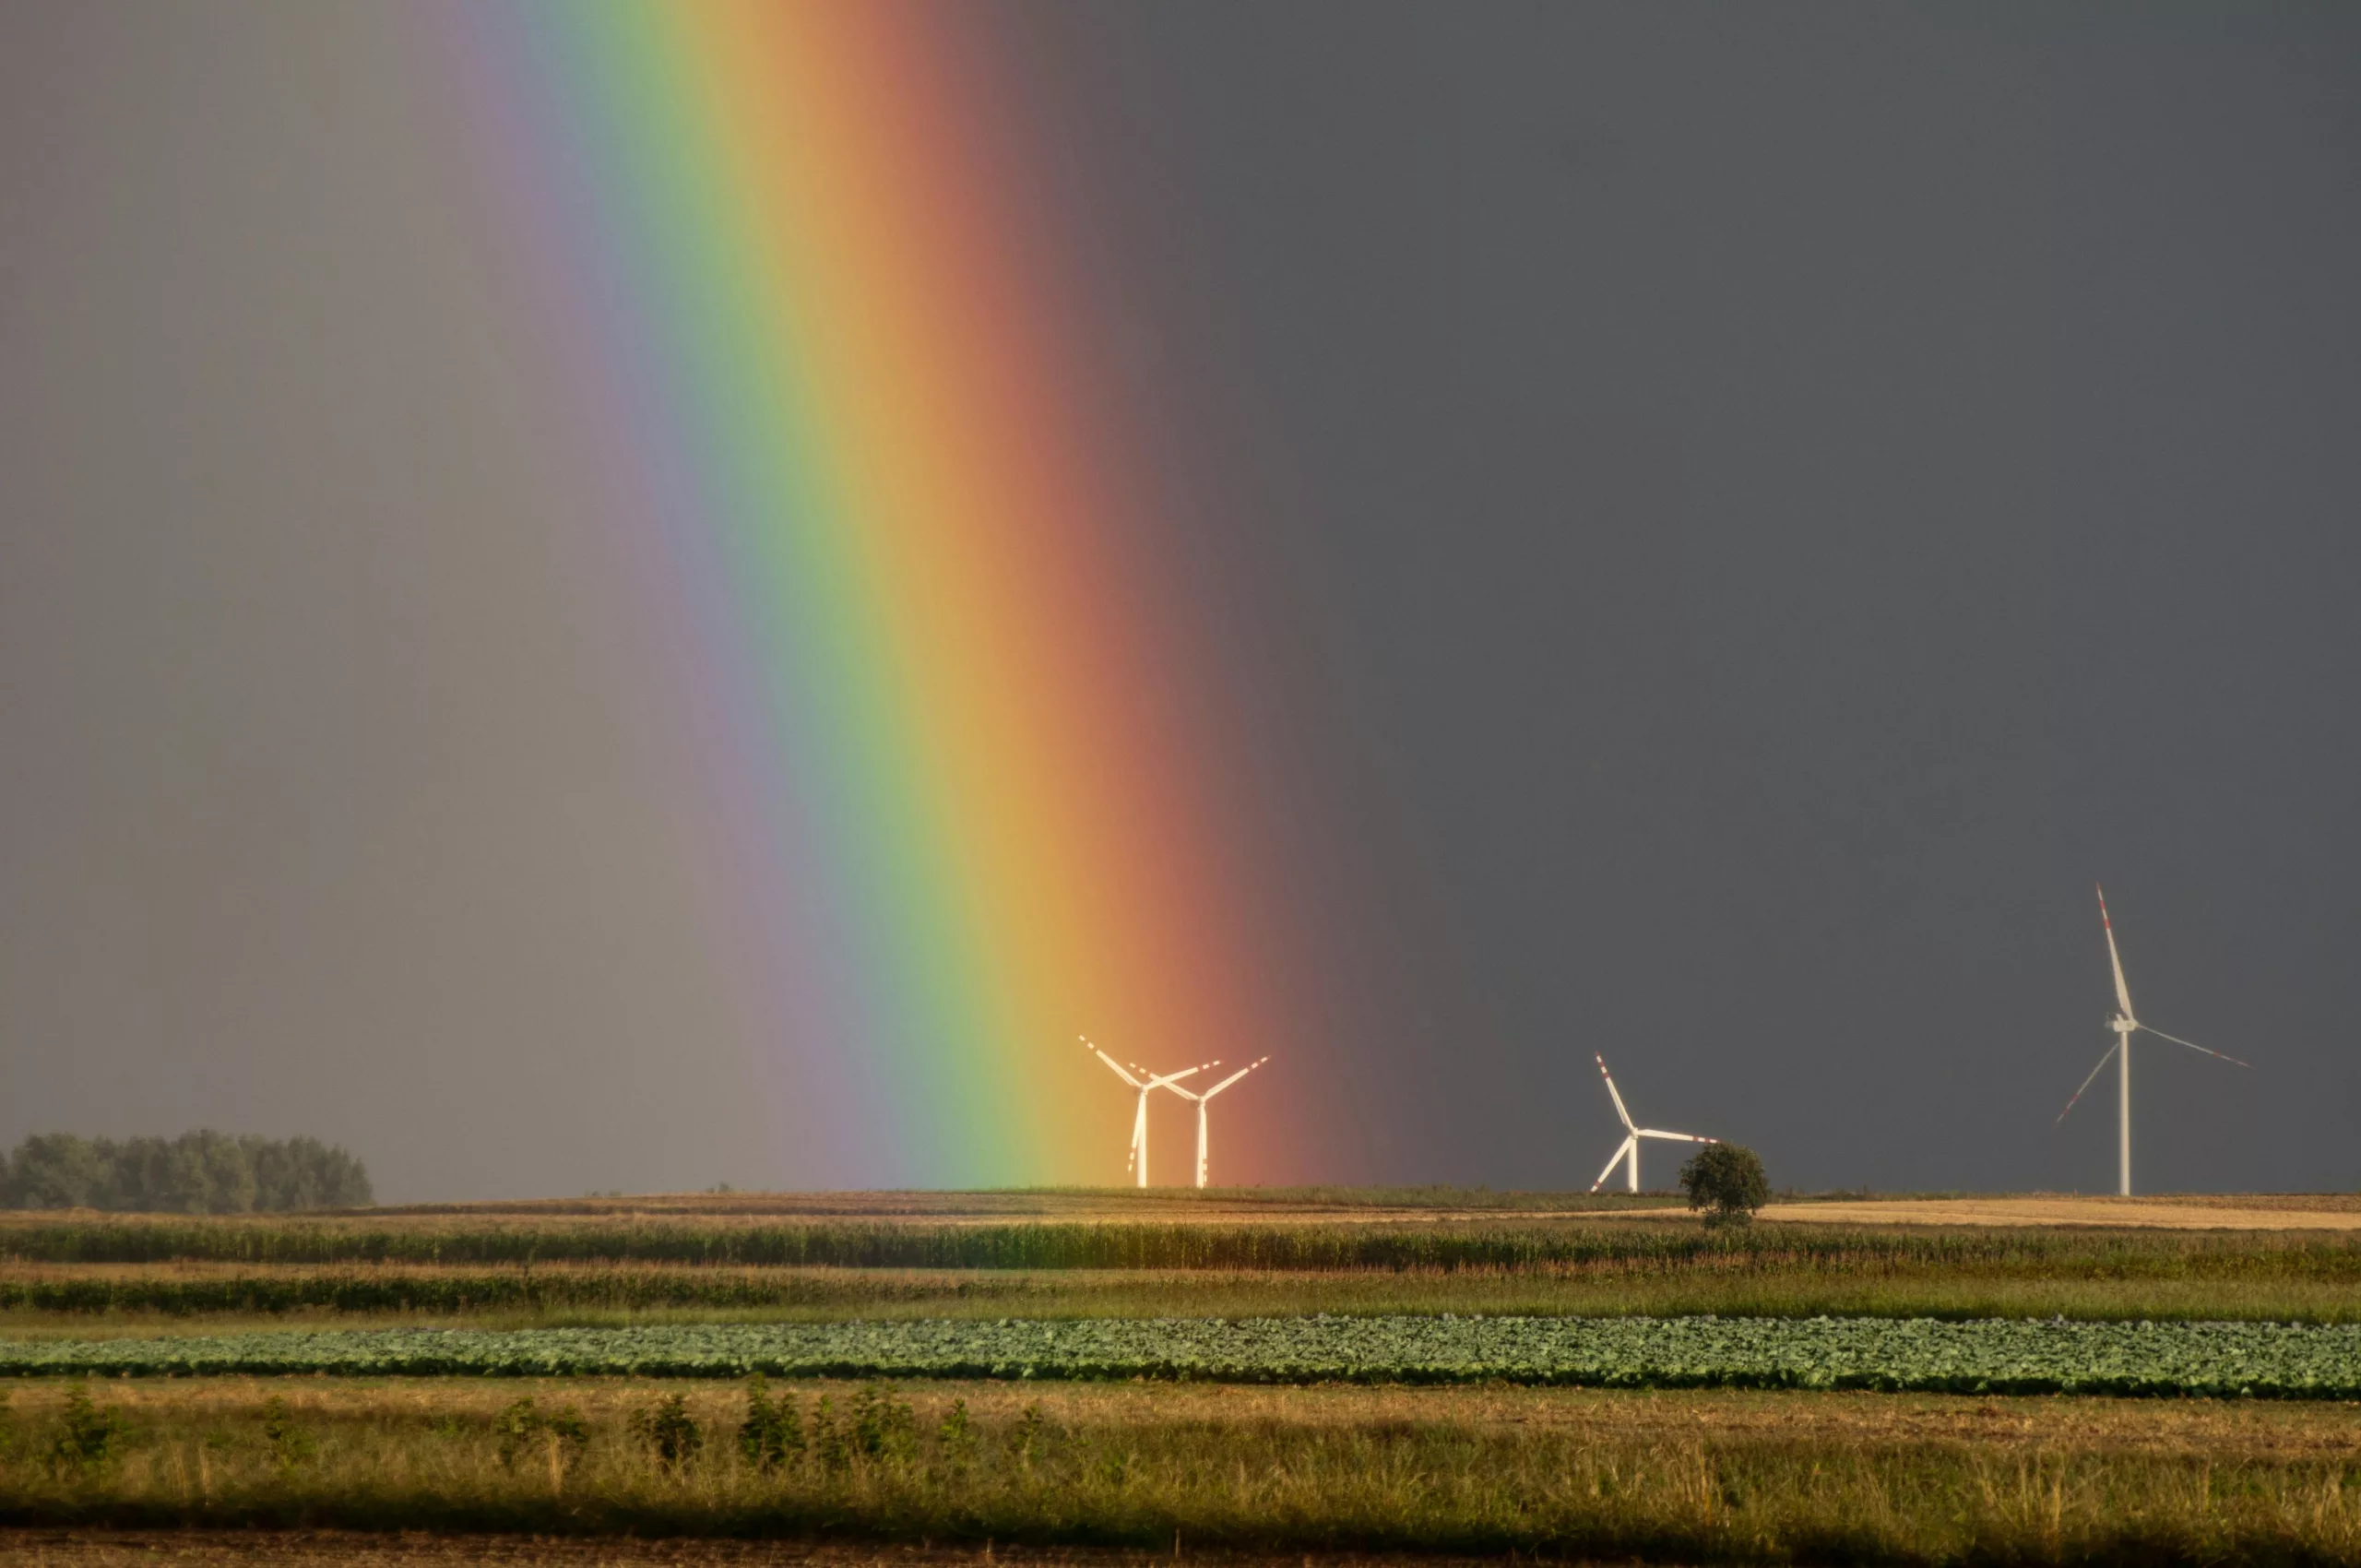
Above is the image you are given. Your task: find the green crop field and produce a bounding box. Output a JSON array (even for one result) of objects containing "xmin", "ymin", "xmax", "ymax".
[{"xmin": 6, "ymin": 1315, "xmax": 2359, "ymax": 1396}]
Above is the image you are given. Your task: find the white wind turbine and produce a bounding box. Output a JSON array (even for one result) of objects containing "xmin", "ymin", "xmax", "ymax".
[
  {"xmin": 2057, "ymin": 885, "xmax": 2250, "ymax": 1196},
  {"xmin": 1587, "ymin": 1053, "xmax": 1716, "ymax": 1194},
  {"xmin": 1084, "ymin": 1037, "xmax": 1212, "ymax": 1188},
  {"xmin": 1167, "ymin": 1056, "xmax": 1270, "ymax": 1188}
]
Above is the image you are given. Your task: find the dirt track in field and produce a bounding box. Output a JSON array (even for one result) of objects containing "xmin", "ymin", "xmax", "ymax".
[
  {"xmin": 0, "ymin": 1537, "xmax": 1361, "ymax": 1567},
  {"xmin": 0, "ymin": 1537, "xmax": 1668, "ymax": 1567}
]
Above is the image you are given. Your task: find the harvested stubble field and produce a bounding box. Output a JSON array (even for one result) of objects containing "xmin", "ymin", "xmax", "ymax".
[{"xmin": 5, "ymin": 1191, "xmax": 2359, "ymax": 1563}]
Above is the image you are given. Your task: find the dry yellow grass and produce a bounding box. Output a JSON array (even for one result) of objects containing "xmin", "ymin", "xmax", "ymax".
[
  {"xmin": 13, "ymin": 1189, "xmax": 2359, "ymax": 1237},
  {"xmin": 8, "ymin": 1376, "xmax": 2356, "ymax": 1461},
  {"xmin": 6, "ymin": 1378, "xmax": 2361, "ymax": 1563},
  {"xmin": 1760, "ymin": 1195, "xmax": 2361, "ymax": 1230}
]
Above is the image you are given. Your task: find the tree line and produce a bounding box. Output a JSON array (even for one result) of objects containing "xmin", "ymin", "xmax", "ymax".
[{"xmin": 0, "ymin": 1132, "xmax": 373, "ymax": 1213}]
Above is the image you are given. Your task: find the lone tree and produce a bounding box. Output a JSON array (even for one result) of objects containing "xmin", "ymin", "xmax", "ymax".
[{"xmin": 1679, "ymin": 1143, "xmax": 1769, "ymax": 1225}]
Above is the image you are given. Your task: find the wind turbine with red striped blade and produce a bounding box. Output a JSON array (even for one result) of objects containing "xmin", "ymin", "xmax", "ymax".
[
  {"xmin": 1167, "ymin": 1055, "xmax": 1270, "ymax": 1188},
  {"xmin": 2056, "ymin": 885, "xmax": 2251, "ymax": 1196},
  {"xmin": 1084, "ymin": 1038, "xmax": 1213, "ymax": 1188},
  {"xmin": 1587, "ymin": 1053, "xmax": 1717, "ymax": 1194}
]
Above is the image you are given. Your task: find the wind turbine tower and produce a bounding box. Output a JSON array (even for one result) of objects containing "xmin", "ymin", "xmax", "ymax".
[
  {"xmin": 1587, "ymin": 1053, "xmax": 1716, "ymax": 1194},
  {"xmin": 2058, "ymin": 885, "xmax": 2249, "ymax": 1196},
  {"xmin": 1084, "ymin": 1037, "xmax": 1211, "ymax": 1188},
  {"xmin": 1169, "ymin": 1056, "xmax": 1270, "ymax": 1188}
]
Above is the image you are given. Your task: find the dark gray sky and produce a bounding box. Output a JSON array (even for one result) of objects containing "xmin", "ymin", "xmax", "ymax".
[{"xmin": 3, "ymin": 3, "xmax": 2356, "ymax": 1198}]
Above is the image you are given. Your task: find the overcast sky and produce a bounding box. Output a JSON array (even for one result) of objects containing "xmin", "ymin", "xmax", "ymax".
[{"xmin": 3, "ymin": 3, "xmax": 2355, "ymax": 1198}]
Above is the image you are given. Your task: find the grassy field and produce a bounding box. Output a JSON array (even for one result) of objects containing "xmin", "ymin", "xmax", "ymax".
[
  {"xmin": 6, "ymin": 1191, "xmax": 2360, "ymax": 1562},
  {"xmin": 4, "ymin": 1376, "xmax": 2360, "ymax": 1562},
  {"xmin": 9, "ymin": 1256, "xmax": 2361, "ymax": 1330},
  {"xmin": 6, "ymin": 1206, "xmax": 2361, "ymax": 1329}
]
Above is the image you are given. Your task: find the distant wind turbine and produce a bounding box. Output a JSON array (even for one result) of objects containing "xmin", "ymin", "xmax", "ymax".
[
  {"xmin": 1084, "ymin": 1037, "xmax": 1211, "ymax": 1188},
  {"xmin": 2058, "ymin": 885, "xmax": 2250, "ymax": 1196},
  {"xmin": 1587, "ymin": 1053, "xmax": 1716, "ymax": 1194},
  {"xmin": 1168, "ymin": 1056, "xmax": 1270, "ymax": 1188}
]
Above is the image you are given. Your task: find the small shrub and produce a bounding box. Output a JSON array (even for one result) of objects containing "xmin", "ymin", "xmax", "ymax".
[
  {"xmin": 496, "ymin": 1396, "xmax": 590, "ymax": 1476},
  {"xmin": 260, "ymin": 1395, "xmax": 316, "ymax": 1470},
  {"xmin": 627, "ymin": 1392, "xmax": 702, "ymax": 1472},
  {"xmin": 849, "ymin": 1382, "xmax": 918, "ymax": 1466},
  {"xmin": 493, "ymin": 1397, "xmax": 540, "ymax": 1467},
  {"xmin": 738, "ymin": 1373, "xmax": 802, "ymax": 1471},
  {"xmin": 46, "ymin": 1383, "xmax": 128, "ymax": 1478},
  {"xmin": 938, "ymin": 1398, "xmax": 976, "ymax": 1473},
  {"xmin": 1009, "ymin": 1402, "xmax": 1045, "ymax": 1468},
  {"xmin": 810, "ymin": 1395, "xmax": 848, "ymax": 1475},
  {"xmin": 545, "ymin": 1405, "xmax": 589, "ymax": 1456},
  {"xmin": 1679, "ymin": 1143, "xmax": 1770, "ymax": 1224}
]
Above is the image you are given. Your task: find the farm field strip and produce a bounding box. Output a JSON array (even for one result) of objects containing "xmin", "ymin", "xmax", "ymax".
[
  {"xmin": 3, "ymin": 1379, "xmax": 2359, "ymax": 1562},
  {"xmin": 1762, "ymin": 1198, "xmax": 2361, "ymax": 1230},
  {"xmin": 7, "ymin": 1315, "xmax": 2361, "ymax": 1396},
  {"xmin": 6, "ymin": 1262, "xmax": 2361, "ymax": 1328},
  {"xmin": 12, "ymin": 1216, "xmax": 2361, "ymax": 1273}
]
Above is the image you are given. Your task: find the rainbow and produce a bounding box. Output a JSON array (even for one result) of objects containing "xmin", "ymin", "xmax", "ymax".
[{"xmin": 435, "ymin": 2, "xmax": 1298, "ymax": 1184}]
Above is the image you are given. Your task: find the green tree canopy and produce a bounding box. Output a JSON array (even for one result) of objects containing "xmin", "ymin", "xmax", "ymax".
[
  {"xmin": 0, "ymin": 1132, "xmax": 371, "ymax": 1213},
  {"xmin": 1678, "ymin": 1142, "xmax": 1769, "ymax": 1223}
]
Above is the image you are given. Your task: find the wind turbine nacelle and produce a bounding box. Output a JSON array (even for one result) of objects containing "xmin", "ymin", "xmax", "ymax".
[{"xmin": 2109, "ymin": 1016, "xmax": 2137, "ymax": 1033}]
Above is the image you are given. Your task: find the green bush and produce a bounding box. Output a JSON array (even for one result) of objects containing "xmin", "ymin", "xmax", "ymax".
[
  {"xmin": 1679, "ymin": 1144, "xmax": 1769, "ymax": 1223},
  {"xmin": 737, "ymin": 1374, "xmax": 801, "ymax": 1470},
  {"xmin": 492, "ymin": 1396, "xmax": 587, "ymax": 1473},
  {"xmin": 849, "ymin": 1382, "xmax": 919, "ymax": 1465},
  {"xmin": 810, "ymin": 1395, "xmax": 848, "ymax": 1474},
  {"xmin": 46, "ymin": 1383, "xmax": 128, "ymax": 1478},
  {"xmin": 626, "ymin": 1392, "xmax": 702, "ymax": 1472},
  {"xmin": 937, "ymin": 1397, "xmax": 977, "ymax": 1472}
]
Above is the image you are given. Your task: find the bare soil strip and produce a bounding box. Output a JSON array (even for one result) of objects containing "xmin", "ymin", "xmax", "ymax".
[{"xmin": 0, "ymin": 1535, "xmax": 1491, "ymax": 1566}]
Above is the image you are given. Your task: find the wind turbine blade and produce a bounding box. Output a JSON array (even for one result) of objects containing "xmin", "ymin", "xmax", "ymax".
[
  {"xmin": 2137, "ymin": 1025, "xmax": 2252, "ymax": 1069},
  {"xmin": 1595, "ymin": 1054, "xmax": 1635, "ymax": 1132},
  {"xmin": 1637, "ymin": 1130, "xmax": 1714, "ymax": 1143},
  {"xmin": 2096, "ymin": 885, "xmax": 2135, "ymax": 1019},
  {"xmin": 2056, "ymin": 1039, "xmax": 2119, "ymax": 1124},
  {"xmin": 1202, "ymin": 1057, "xmax": 1270, "ymax": 1100},
  {"xmin": 1145, "ymin": 1063, "xmax": 1206, "ymax": 1090},
  {"xmin": 1589, "ymin": 1135, "xmax": 1635, "ymax": 1194},
  {"xmin": 1085, "ymin": 1039, "xmax": 1143, "ymax": 1089}
]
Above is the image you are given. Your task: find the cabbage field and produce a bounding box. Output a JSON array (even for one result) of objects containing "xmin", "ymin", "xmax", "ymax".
[{"xmin": 6, "ymin": 1314, "xmax": 2357, "ymax": 1397}]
